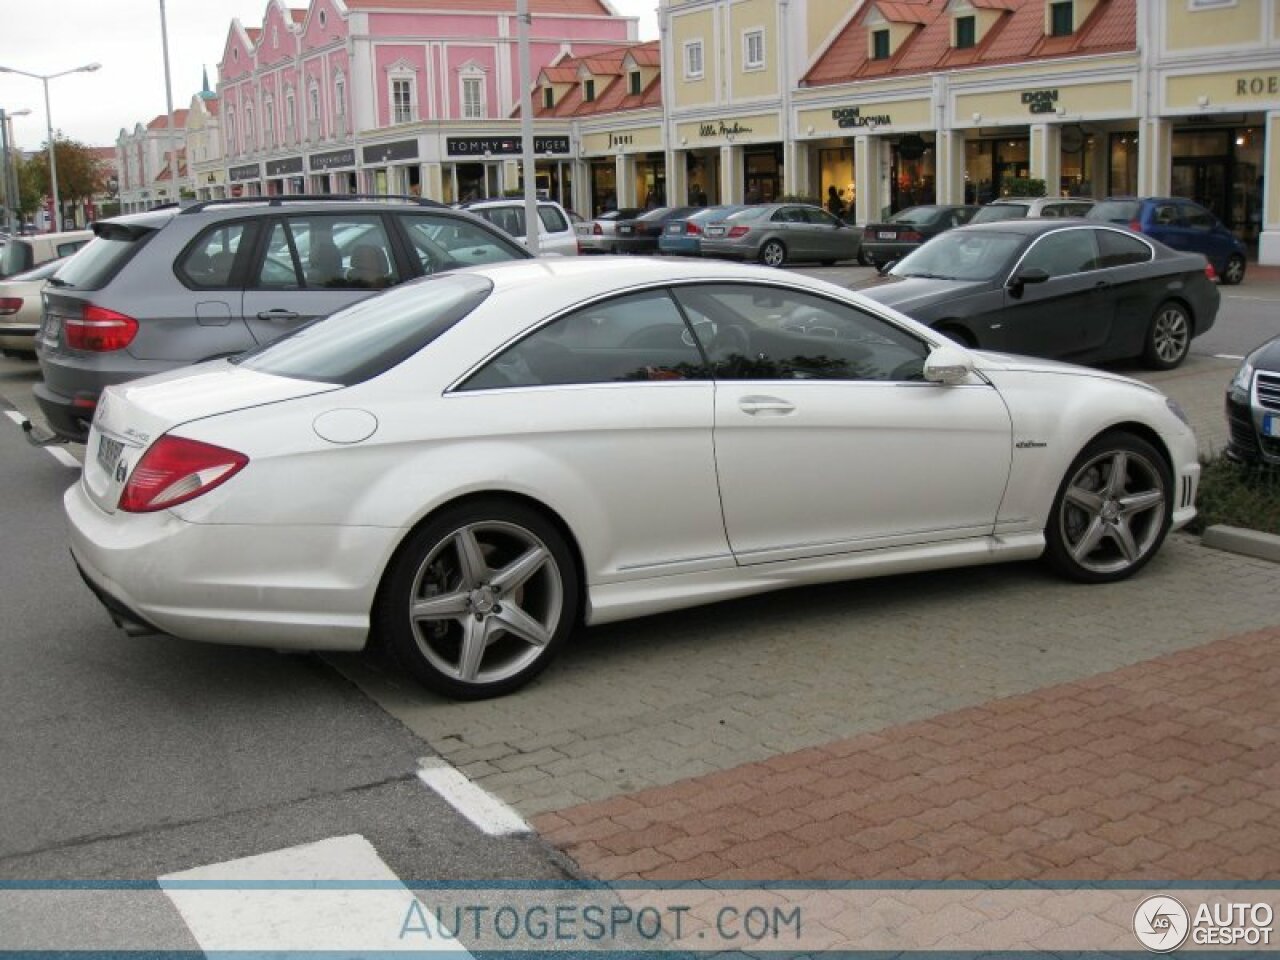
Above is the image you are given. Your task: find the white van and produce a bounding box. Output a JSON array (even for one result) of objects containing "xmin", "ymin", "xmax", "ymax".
[{"xmin": 0, "ymin": 229, "xmax": 93, "ymax": 279}]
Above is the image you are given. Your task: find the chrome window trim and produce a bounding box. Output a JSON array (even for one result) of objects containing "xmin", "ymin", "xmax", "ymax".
[{"xmin": 1003, "ymin": 224, "xmax": 1154, "ymax": 286}]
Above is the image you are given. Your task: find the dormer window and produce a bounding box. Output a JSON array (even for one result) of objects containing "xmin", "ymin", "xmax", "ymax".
[
  {"xmin": 544, "ymin": 86, "xmax": 555, "ymax": 109},
  {"xmin": 1049, "ymin": 1, "xmax": 1073, "ymax": 35},
  {"xmin": 583, "ymin": 78, "xmax": 596, "ymax": 102},
  {"xmin": 955, "ymin": 15, "xmax": 976, "ymax": 48},
  {"xmin": 629, "ymin": 70, "xmax": 642, "ymax": 95},
  {"xmin": 871, "ymin": 28, "xmax": 891, "ymax": 60}
]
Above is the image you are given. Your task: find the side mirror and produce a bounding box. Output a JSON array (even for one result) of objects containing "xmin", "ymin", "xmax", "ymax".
[
  {"xmin": 923, "ymin": 344, "xmax": 975, "ymax": 385},
  {"xmin": 1006, "ymin": 266, "xmax": 1049, "ymax": 295}
]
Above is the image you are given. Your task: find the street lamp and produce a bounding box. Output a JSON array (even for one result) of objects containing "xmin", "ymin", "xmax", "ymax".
[
  {"xmin": 0, "ymin": 62, "xmax": 101, "ymax": 231},
  {"xmin": 0, "ymin": 107, "xmax": 32, "ymax": 232}
]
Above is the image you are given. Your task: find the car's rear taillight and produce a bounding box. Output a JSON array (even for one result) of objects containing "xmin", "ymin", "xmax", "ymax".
[
  {"xmin": 118, "ymin": 435, "xmax": 249, "ymax": 513},
  {"xmin": 899, "ymin": 230, "xmax": 922, "ymax": 242},
  {"xmin": 65, "ymin": 305, "xmax": 138, "ymax": 352},
  {"xmin": 0, "ymin": 297, "xmax": 22, "ymax": 315},
  {"xmin": 728, "ymin": 226, "xmax": 751, "ymax": 238},
  {"xmin": 592, "ymin": 223, "xmax": 603, "ymax": 235},
  {"xmin": 1129, "ymin": 220, "xmax": 1141, "ymax": 232},
  {"xmin": 686, "ymin": 222, "xmax": 702, "ymax": 235},
  {"xmin": 1205, "ymin": 262, "xmax": 1218, "ymax": 282}
]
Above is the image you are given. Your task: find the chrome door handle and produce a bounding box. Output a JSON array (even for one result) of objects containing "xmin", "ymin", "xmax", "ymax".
[
  {"xmin": 738, "ymin": 396, "xmax": 795, "ymax": 416},
  {"xmin": 257, "ymin": 309, "xmax": 300, "ymax": 321}
]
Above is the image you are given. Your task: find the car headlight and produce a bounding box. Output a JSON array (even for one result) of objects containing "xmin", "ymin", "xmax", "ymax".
[
  {"xmin": 1229, "ymin": 356, "xmax": 1255, "ymax": 401},
  {"xmin": 1166, "ymin": 398, "xmax": 1191, "ymax": 426}
]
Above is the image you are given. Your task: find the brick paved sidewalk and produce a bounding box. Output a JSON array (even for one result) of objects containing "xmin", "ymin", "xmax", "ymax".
[{"xmin": 535, "ymin": 627, "xmax": 1280, "ymax": 882}]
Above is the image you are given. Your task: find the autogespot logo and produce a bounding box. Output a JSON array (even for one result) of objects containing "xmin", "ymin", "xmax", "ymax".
[{"xmin": 1134, "ymin": 895, "xmax": 1190, "ymax": 953}]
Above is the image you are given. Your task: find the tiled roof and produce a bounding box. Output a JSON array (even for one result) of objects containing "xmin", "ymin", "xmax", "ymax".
[
  {"xmin": 289, "ymin": 8, "xmax": 307, "ymax": 22},
  {"xmin": 875, "ymin": 1, "xmax": 938, "ymax": 25},
  {"xmin": 344, "ymin": 0, "xmax": 612, "ymax": 12},
  {"xmin": 541, "ymin": 66, "xmax": 580, "ymax": 82},
  {"xmin": 146, "ymin": 109, "xmax": 189, "ymax": 130},
  {"xmin": 532, "ymin": 40, "xmax": 661, "ymax": 118},
  {"xmin": 204, "ymin": 97, "xmax": 221, "ymax": 116},
  {"xmin": 245, "ymin": 27, "xmax": 261, "ymax": 41},
  {"xmin": 805, "ymin": 0, "xmax": 1134, "ymax": 87}
]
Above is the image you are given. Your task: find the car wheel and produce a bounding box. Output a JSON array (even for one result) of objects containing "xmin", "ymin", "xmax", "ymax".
[
  {"xmin": 1222, "ymin": 254, "xmax": 1246, "ymax": 286},
  {"xmin": 1044, "ymin": 432, "xmax": 1171, "ymax": 584},
  {"xmin": 377, "ymin": 498, "xmax": 578, "ymax": 700},
  {"xmin": 1142, "ymin": 301, "xmax": 1192, "ymax": 370},
  {"xmin": 856, "ymin": 249, "xmax": 872, "ymax": 267},
  {"xmin": 759, "ymin": 240, "xmax": 786, "ymax": 268}
]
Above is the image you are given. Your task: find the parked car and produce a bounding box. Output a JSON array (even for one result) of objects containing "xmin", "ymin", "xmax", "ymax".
[
  {"xmin": 969, "ymin": 197, "xmax": 1095, "ymax": 224},
  {"xmin": 0, "ymin": 229, "xmax": 92, "ymax": 279},
  {"xmin": 1225, "ymin": 335, "xmax": 1280, "ymax": 465},
  {"xmin": 33, "ymin": 196, "xmax": 532, "ymax": 442},
  {"xmin": 455, "ymin": 198, "xmax": 578, "ymax": 256},
  {"xmin": 575, "ymin": 208, "xmax": 641, "ymax": 254},
  {"xmin": 0, "ymin": 257, "xmax": 68, "ymax": 357},
  {"xmin": 613, "ymin": 206, "xmax": 700, "ymax": 254},
  {"xmin": 1087, "ymin": 197, "xmax": 1248, "ymax": 285},
  {"xmin": 856, "ymin": 220, "xmax": 1218, "ymax": 369},
  {"xmin": 861, "ymin": 205, "xmax": 978, "ymax": 268},
  {"xmin": 657, "ymin": 205, "xmax": 742, "ymax": 257},
  {"xmin": 68, "ymin": 257, "xmax": 1198, "ymax": 699},
  {"xmin": 699, "ymin": 202, "xmax": 863, "ymax": 267}
]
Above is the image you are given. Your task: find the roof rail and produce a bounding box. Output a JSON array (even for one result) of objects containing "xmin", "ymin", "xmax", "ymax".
[{"xmin": 179, "ymin": 194, "xmax": 445, "ymax": 214}]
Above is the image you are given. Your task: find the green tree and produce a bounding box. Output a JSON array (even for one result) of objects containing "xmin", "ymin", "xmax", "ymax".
[
  {"xmin": 27, "ymin": 135, "xmax": 107, "ymax": 211},
  {"xmin": 14, "ymin": 155, "xmax": 45, "ymax": 221}
]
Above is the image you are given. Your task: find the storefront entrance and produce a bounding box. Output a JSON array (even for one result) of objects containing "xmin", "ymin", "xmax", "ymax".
[
  {"xmin": 744, "ymin": 147, "xmax": 782, "ymax": 203},
  {"xmin": 889, "ymin": 136, "xmax": 935, "ymax": 210},
  {"xmin": 964, "ymin": 135, "xmax": 1029, "ymax": 204},
  {"xmin": 1171, "ymin": 126, "xmax": 1262, "ymax": 238}
]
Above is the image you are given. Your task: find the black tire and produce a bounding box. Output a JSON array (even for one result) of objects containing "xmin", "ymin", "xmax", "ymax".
[
  {"xmin": 856, "ymin": 249, "xmax": 872, "ymax": 267},
  {"xmin": 1222, "ymin": 253, "xmax": 1246, "ymax": 286},
  {"xmin": 759, "ymin": 239, "xmax": 786, "ymax": 268},
  {"xmin": 376, "ymin": 498, "xmax": 579, "ymax": 699},
  {"xmin": 1142, "ymin": 300, "xmax": 1192, "ymax": 370},
  {"xmin": 1043, "ymin": 432, "xmax": 1172, "ymax": 584},
  {"xmin": 820, "ymin": 260, "xmax": 837, "ymax": 267}
]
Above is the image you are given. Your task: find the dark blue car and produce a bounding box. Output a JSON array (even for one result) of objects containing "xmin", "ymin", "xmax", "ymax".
[{"xmin": 1088, "ymin": 197, "xmax": 1247, "ymax": 285}]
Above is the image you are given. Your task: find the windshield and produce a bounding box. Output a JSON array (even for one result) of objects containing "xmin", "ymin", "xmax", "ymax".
[
  {"xmin": 50, "ymin": 233, "xmax": 147, "ymax": 290},
  {"xmin": 890, "ymin": 230, "xmax": 1024, "ymax": 282},
  {"xmin": 233, "ymin": 273, "xmax": 493, "ymax": 386},
  {"xmin": 970, "ymin": 204, "xmax": 1030, "ymax": 224}
]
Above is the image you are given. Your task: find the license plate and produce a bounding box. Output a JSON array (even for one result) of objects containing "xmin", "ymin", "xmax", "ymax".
[
  {"xmin": 575, "ymin": 225, "xmax": 590, "ymax": 235},
  {"xmin": 666, "ymin": 223, "xmax": 682, "ymax": 233},
  {"xmin": 618, "ymin": 225, "xmax": 633, "ymax": 235},
  {"xmin": 1266, "ymin": 414, "xmax": 1279, "ymax": 438},
  {"xmin": 879, "ymin": 230, "xmax": 897, "ymax": 240},
  {"xmin": 706, "ymin": 227, "xmax": 725, "ymax": 237},
  {"xmin": 96, "ymin": 434, "xmax": 124, "ymax": 473}
]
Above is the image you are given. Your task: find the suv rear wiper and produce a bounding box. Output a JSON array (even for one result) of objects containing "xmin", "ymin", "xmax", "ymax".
[{"xmin": 45, "ymin": 275, "xmax": 73, "ymax": 288}]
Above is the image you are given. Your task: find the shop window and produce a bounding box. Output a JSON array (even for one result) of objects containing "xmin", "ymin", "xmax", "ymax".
[
  {"xmin": 583, "ymin": 78, "xmax": 596, "ymax": 102},
  {"xmin": 744, "ymin": 29, "xmax": 765, "ymax": 70},
  {"xmin": 871, "ymin": 29, "xmax": 891, "ymax": 60},
  {"xmin": 955, "ymin": 15, "xmax": 976, "ymax": 49},
  {"xmin": 1049, "ymin": 1, "xmax": 1073, "ymax": 36},
  {"xmin": 684, "ymin": 40, "xmax": 704, "ymax": 79},
  {"xmin": 629, "ymin": 71, "xmax": 642, "ymax": 95}
]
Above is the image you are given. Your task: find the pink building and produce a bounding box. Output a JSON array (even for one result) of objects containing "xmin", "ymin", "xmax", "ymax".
[{"xmin": 213, "ymin": 0, "xmax": 635, "ymax": 203}]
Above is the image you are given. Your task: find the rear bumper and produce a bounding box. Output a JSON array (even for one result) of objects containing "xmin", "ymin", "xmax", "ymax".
[
  {"xmin": 698, "ymin": 240, "xmax": 752, "ymax": 260},
  {"xmin": 613, "ymin": 236, "xmax": 660, "ymax": 254},
  {"xmin": 33, "ymin": 380, "xmax": 94, "ymax": 442},
  {"xmin": 861, "ymin": 241, "xmax": 922, "ymax": 264}
]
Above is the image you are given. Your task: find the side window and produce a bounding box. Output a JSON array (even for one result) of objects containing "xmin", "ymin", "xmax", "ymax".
[
  {"xmin": 1152, "ymin": 202, "xmax": 1180, "ymax": 226},
  {"xmin": 460, "ymin": 289, "xmax": 707, "ymax": 390},
  {"xmin": 56, "ymin": 240, "xmax": 88, "ymax": 256},
  {"xmin": 672, "ymin": 283, "xmax": 929, "ymax": 382},
  {"xmin": 537, "ymin": 206, "xmax": 569, "ymax": 233},
  {"xmin": 1018, "ymin": 229, "xmax": 1100, "ymax": 277},
  {"xmin": 1066, "ymin": 203, "xmax": 1094, "ymax": 218},
  {"xmin": 1095, "ymin": 229, "xmax": 1152, "ymax": 268},
  {"xmin": 276, "ymin": 215, "xmax": 401, "ymax": 290},
  {"xmin": 1039, "ymin": 204, "xmax": 1061, "ymax": 218},
  {"xmin": 256, "ymin": 223, "xmax": 304, "ymax": 289},
  {"xmin": 179, "ymin": 223, "xmax": 247, "ymax": 288},
  {"xmin": 1182, "ymin": 203, "xmax": 1216, "ymax": 230},
  {"xmin": 400, "ymin": 214, "xmax": 524, "ymax": 271},
  {"xmin": 476, "ymin": 207, "xmax": 526, "ymax": 239},
  {"xmin": 803, "ymin": 208, "xmax": 839, "ymax": 226}
]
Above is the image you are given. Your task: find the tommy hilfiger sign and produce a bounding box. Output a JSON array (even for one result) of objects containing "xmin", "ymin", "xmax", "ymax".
[{"xmin": 446, "ymin": 136, "xmax": 570, "ymax": 156}]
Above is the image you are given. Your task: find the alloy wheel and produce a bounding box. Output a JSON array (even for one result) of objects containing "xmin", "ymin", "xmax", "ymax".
[
  {"xmin": 1058, "ymin": 449, "xmax": 1166, "ymax": 576},
  {"xmin": 1148, "ymin": 304, "xmax": 1190, "ymax": 367}
]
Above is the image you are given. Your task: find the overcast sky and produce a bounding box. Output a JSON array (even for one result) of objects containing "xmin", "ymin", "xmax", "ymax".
[{"xmin": 0, "ymin": 0, "xmax": 659, "ymax": 150}]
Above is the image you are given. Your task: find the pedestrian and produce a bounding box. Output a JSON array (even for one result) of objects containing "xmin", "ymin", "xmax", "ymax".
[{"xmin": 826, "ymin": 185, "xmax": 845, "ymax": 219}]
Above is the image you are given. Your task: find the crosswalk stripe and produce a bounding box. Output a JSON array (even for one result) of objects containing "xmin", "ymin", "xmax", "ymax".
[
  {"xmin": 417, "ymin": 757, "xmax": 531, "ymax": 836},
  {"xmin": 159, "ymin": 834, "xmax": 471, "ymax": 954}
]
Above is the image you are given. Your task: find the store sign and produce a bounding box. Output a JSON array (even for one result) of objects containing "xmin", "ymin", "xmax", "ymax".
[
  {"xmin": 446, "ymin": 136, "xmax": 570, "ymax": 156},
  {"xmin": 265, "ymin": 157, "xmax": 303, "ymax": 177},
  {"xmin": 699, "ymin": 120, "xmax": 753, "ymax": 138},
  {"xmin": 229, "ymin": 163, "xmax": 260, "ymax": 182},
  {"xmin": 1237, "ymin": 75, "xmax": 1280, "ymax": 95},
  {"xmin": 1022, "ymin": 89, "xmax": 1060, "ymax": 114},
  {"xmin": 831, "ymin": 106, "xmax": 892, "ymax": 129},
  {"xmin": 362, "ymin": 139, "xmax": 419, "ymax": 164},
  {"xmin": 309, "ymin": 148, "xmax": 356, "ymax": 171},
  {"xmin": 608, "ymin": 132, "xmax": 635, "ymax": 148}
]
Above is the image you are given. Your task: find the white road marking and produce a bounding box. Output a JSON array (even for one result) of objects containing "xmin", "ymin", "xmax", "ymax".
[
  {"xmin": 1213, "ymin": 354, "xmax": 1245, "ymax": 361},
  {"xmin": 160, "ymin": 834, "xmax": 468, "ymax": 953},
  {"xmin": 417, "ymin": 757, "xmax": 531, "ymax": 836},
  {"xmin": 1224, "ymin": 295, "xmax": 1280, "ymax": 302},
  {"xmin": 3, "ymin": 410, "xmax": 80, "ymax": 469}
]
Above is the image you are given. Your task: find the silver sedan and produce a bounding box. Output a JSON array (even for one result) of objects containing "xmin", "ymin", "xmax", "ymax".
[{"xmin": 700, "ymin": 203, "xmax": 863, "ymax": 267}]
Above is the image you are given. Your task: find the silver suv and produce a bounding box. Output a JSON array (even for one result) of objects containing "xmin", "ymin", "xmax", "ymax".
[
  {"xmin": 969, "ymin": 197, "xmax": 1095, "ymax": 224},
  {"xmin": 33, "ymin": 196, "xmax": 530, "ymax": 441},
  {"xmin": 455, "ymin": 198, "xmax": 579, "ymax": 256}
]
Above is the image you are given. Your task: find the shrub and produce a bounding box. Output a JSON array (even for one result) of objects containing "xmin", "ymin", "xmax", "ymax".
[{"xmin": 1190, "ymin": 455, "xmax": 1280, "ymax": 536}]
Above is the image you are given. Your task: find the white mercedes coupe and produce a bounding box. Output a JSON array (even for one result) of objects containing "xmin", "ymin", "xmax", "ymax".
[{"xmin": 67, "ymin": 257, "xmax": 1200, "ymax": 698}]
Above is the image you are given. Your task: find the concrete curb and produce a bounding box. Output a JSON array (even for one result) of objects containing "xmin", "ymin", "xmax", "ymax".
[{"xmin": 1202, "ymin": 524, "xmax": 1280, "ymax": 564}]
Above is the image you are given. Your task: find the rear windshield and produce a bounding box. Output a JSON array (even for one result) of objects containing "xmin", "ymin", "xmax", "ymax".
[
  {"xmin": 890, "ymin": 207, "xmax": 944, "ymax": 225},
  {"xmin": 970, "ymin": 204, "xmax": 1029, "ymax": 224},
  {"xmin": 49, "ymin": 233, "xmax": 147, "ymax": 290},
  {"xmin": 232, "ymin": 273, "xmax": 493, "ymax": 386},
  {"xmin": 1088, "ymin": 200, "xmax": 1141, "ymax": 223},
  {"xmin": 9, "ymin": 258, "xmax": 66, "ymax": 282},
  {"xmin": 0, "ymin": 240, "xmax": 33, "ymax": 278},
  {"xmin": 726, "ymin": 206, "xmax": 768, "ymax": 222}
]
